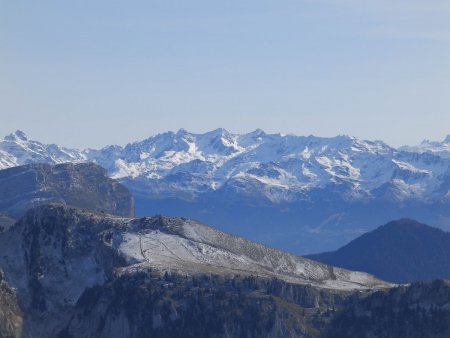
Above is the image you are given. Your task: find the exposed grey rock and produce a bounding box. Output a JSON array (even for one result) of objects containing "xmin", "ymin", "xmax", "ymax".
[
  {"xmin": 0, "ymin": 272, "xmax": 22, "ymax": 338},
  {"xmin": 60, "ymin": 273, "xmax": 355, "ymax": 338},
  {"xmin": 325, "ymin": 280, "xmax": 450, "ymax": 338},
  {"xmin": 0, "ymin": 213, "xmax": 15, "ymax": 233}
]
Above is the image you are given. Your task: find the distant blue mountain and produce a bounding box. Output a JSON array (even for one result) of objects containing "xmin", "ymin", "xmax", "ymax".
[{"xmin": 308, "ymin": 219, "xmax": 450, "ymax": 283}]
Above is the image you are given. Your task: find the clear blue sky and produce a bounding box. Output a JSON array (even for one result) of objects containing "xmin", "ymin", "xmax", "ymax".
[{"xmin": 1, "ymin": 0, "xmax": 449, "ymax": 148}]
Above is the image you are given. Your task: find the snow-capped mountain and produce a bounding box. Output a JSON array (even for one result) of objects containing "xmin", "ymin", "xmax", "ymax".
[
  {"xmin": 2, "ymin": 129, "xmax": 450, "ymax": 203},
  {"xmin": 3, "ymin": 129, "xmax": 450, "ymax": 253},
  {"xmin": 400, "ymin": 135, "xmax": 450, "ymax": 159},
  {"xmin": 116, "ymin": 129, "xmax": 450, "ymax": 203},
  {"xmin": 0, "ymin": 130, "xmax": 84, "ymax": 169}
]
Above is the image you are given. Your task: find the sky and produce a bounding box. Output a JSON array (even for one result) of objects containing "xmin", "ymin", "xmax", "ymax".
[{"xmin": 1, "ymin": 0, "xmax": 449, "ymax": 149}]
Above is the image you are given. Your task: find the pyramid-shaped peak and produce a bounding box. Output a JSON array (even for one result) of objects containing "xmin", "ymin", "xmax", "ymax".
[
  {"xmin": 251, "ymin": 128, "xmax": 266, "ymax": 135},
  {"xmin": 205, "ymin": 128, "xmax": 231, "ymax": 136},
  {"xmin": 213, "ymin": 127, "xmax": 228, "ymax": 133},
  {"xmin": 245, "ymin": 129, "xmax": 266, "ymax": 137},
  {"xmin": 176, "ymin": 128, "xmax": 190, "ymax": 135},
  {"xmin": 4, "ymin": 130, "xmax": 29, "ymax": 141}
]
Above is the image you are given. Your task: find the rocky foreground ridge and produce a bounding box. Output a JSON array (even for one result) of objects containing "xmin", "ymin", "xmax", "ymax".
[
  {"xmin": 0, "ymin": 203, "xmax": 387, "ymax": 337},
  {"xmin": 0, "ymin": 204, "xmax": 449, "ymax": 337}
]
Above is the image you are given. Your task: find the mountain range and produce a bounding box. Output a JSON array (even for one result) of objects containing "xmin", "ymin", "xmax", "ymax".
[{"xmin": 3, "ymin": 129, "xmax": 450, "ymax": 253}]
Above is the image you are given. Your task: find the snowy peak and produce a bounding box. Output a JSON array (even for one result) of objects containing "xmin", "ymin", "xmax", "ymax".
[
  {"xmin": 4, "ymin": 130, "xmax": 28, "ymax": 142},
  {"xmin": 0, "ymin": 130, "xmax": 86, "ymax": 169},
  {"xmin": 400, "ymin": 136, "xmax": 450, "ymax": 158},
  {"xmin": 174, "ymin": 128, "xmax": 241, "ymax": 155}
]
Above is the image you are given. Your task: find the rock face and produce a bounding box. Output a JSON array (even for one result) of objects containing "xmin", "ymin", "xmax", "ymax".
[
  {"xmin": 308, "ymin": 219, "xmax": 450, "ymax": 283},
  {"xmin": 0, "ymin": 162, "xmax": 134, "ymax": 221},
  {"xmin": 61, "ymin": 273, "xmax": 353, "ymax": 338},
  {"xmin": 0, "ymin": 204, "xmax": 387, "ymax": 337},
  {"xmin": 326, "ymin": 280, "xmax": 450, "ymax": 338},
  {"xmin": 0, "ymin": 213, "xmax": 15, "ymax": 232},
  {"xmin": 66, "ymin": 278, "xmax": 450, "ymax": 338},
  {"xmin": 0, "ymin": 275, "xmax": 22, "ymax": 338}
]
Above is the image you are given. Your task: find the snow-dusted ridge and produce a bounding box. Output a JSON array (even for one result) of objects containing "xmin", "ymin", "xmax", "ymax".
[
  {"xmin": 0, "ymin": 130, "xmax": 85, "ymax": 168},
  {"xmin": 0, "ymin": 203, "xmax": 392, "ymax": 336},
  {"xmin": 117, "ymin": 214, "xmax": 389, "ymax": 290},
  {"xmin": 2, "ymin": 129, "xmax": 450, "ymax": 203},
  {"xmin": 0, "ymin": 204, "xmax": 389, "ymax": 294}
]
